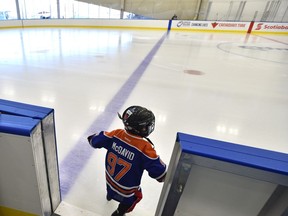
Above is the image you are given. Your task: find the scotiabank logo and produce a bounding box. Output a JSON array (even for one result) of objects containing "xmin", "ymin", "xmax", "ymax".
[
  {"xmin": 255, "ymin": 23, "xmax": 288, "ymax": 30},
  {"xmin": 255, "ymin": 23, "xmax": 263, "ymax": 30}
]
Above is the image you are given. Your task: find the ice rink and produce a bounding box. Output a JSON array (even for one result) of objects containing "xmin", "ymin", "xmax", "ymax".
[{"xmin": 0, "ymin": 27, "xmax": 287, "ymax": 216}]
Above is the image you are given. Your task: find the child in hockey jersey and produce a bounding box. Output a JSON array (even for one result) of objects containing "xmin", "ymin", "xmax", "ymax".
[{"xmin": 88, "ymin": 105, "xmax": 167, "ymax": 216}]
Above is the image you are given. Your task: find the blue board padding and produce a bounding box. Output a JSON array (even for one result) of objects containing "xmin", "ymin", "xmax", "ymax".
[
  {"xmin": 0, "ymin": 99, "xmax": 53, "ymax": 136},
  {"xmin": 177, "ymin": 132, "xmax": 288, "ymax": 176},
  {"xmin": 0, "ymin": 99, "xmax": 53, "ymax": 119},
  {"xmin": 177, "ymin": 133, "xmax": 288, "ymax": 163},
  {"xmin": 168, "ymin": 20, "xmax": 172, "ymax": 30},
  {"xmin": 0, "ymin": 114, "xmax": 40, "ymax": 136}
]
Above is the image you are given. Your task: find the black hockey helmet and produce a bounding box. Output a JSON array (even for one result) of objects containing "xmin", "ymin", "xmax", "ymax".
[{"xmin": 118, "ymin": 106, "xmax": 155, "ymax": 137}]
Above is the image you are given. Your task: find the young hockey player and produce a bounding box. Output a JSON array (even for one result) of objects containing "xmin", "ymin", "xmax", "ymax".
[{"xmin": 87, "ymin": 105, "xmax": 167, "ymax": 216}]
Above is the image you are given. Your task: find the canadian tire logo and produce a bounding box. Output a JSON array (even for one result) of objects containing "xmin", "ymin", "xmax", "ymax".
[
  {"xmin": 211, "ymin": 22, "xmax": 218, "ymax": 28},
  {"xmin": 255, "ymin": 23, "xmax": 263, "ymax": 30}
]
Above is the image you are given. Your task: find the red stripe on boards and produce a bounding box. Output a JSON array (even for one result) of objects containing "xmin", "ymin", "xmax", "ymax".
[{"xmin": 247, "ymin": 21, "xmax": 254, "ymax": 34}]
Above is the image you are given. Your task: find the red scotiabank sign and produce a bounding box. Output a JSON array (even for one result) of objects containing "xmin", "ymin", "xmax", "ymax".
[{"xmin": 254, "ymin": 23, "xmax": 288, "ymax": 31}]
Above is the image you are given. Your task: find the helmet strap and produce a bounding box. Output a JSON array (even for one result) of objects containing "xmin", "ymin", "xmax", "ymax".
[
  {"xmin": 144, "ymin": 137, "xmax": 155, "ymax": 148},
  {"xmin": 117, "ymin": 112, "xmax": 122, "ymax": 119}
]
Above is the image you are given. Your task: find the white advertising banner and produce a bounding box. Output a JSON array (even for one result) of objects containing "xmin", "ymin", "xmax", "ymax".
[
  {"xmin": 252, "ymin": 22, "xmax": 288, "ymax": 33},
  {"xmin": 170, "ymin": 21, "xmax": 249, "ymax": 32}
]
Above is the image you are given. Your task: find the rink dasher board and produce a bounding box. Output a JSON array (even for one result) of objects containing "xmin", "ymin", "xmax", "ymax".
[
  {"xmin": 156, "ymin": 132, "xmax": 288, "ymax": 216},
  {"xmin": 0, "ymin": 99, "xmax": 61, "ymax": 216}
]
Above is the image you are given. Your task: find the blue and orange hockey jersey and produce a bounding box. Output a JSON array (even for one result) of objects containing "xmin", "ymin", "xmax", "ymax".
[{"xmin": 88, "ymin": 129, "xmax": 167, "ymax": 206}]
